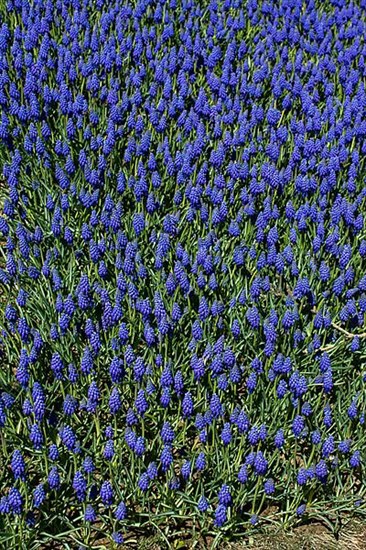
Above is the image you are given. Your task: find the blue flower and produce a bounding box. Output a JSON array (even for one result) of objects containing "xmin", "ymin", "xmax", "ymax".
[
  {"xmin": 197, "ymin": 495, "xmax": 209, "ymax": 512},
  {"xmin": 109, "ymin": 388, "xmax": 121, "ymax": 414},
  {"xmin": 100, "ymin": 481, "xmax": 114, "ymax": 506},
  {"xmin": 315, "ymin": 460, "xmax": 328, "ymax": 483},
  {"xmin": 85, "ymin": 504, "xmax": 97, "ymax": 523},
  {"xmin": 350, "ymin": 451, "xmax": 361, "ymax": 468},
  {"xmin": 264, "ymin": 479, "xmax": 275, "ymax": 495},
  {"xmin": 182, "ymin": 392, "xmax": 194, "ymax": 417},
  {"xmin": 8, "ymin": 487, "xmax": 23, "ymax": 515},
  {"xmin": 161, "ymin": 422, "xmax": 175, "ymax": 444},
  {"xmin": 29, "ymin": 423, "xmax": 43, "ymax": 450},
  {"xmin": 11, "ymin": 450, "xmax": 26, "ymax": 481},
  {"xmin": 48, "ymin": 466, "xmax": 60, "ymax": 490},
  {"xmin": 33, "ymin": 484, "xmax": 46, "ymax": 508},
  {"xmin": 254, "ymin": 452, "xmax": 268, "ymax": 476},
  {"xmin": 214, "ymin": 504, "xmax": 227, "ymax": 528},
  {"xmin": 138, "ymin": 472, "xmax": 150, "ymax": 492},
  {"xmin": 115, "ymin": 501, "xmax": 127, "ymax": 521}
]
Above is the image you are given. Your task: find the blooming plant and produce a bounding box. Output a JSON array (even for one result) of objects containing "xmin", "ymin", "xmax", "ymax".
[{"xmin": 0, "ymin": 0, "xmax": 366, "ymax": 547}]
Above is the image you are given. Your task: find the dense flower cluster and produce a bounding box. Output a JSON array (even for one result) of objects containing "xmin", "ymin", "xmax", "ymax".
[{"xmin": 0, "ymin": 0, "xmax": 366, "ymax": 545}]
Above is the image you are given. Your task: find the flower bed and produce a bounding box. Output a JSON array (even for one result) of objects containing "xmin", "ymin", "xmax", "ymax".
[{"xmin": 0, "ymin": 0, "xmax": 366, "ymax": 547}]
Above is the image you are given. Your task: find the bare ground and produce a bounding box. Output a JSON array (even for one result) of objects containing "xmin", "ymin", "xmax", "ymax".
[{"xmin": 131, "ymin": 519, "xmax": 366, "ymax": 550}]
